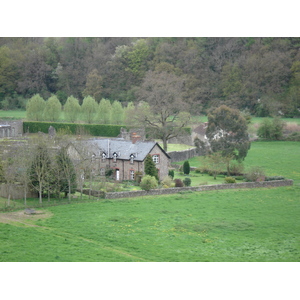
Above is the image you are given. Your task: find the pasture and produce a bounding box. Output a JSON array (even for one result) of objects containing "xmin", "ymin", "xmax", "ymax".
[{"xmin": 0, "ymin": 141, "xmax": 299, "ymax": 262}]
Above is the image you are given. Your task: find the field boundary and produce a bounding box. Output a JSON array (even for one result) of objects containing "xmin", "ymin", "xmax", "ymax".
[{"xmin": 104, "ymin": 179, "xmax": 293, "ymax": 199}]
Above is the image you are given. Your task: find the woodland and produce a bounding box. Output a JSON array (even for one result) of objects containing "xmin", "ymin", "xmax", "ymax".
[{"xmin": 1, "ymin": 37, "xmax": 300, "ymax": 117}]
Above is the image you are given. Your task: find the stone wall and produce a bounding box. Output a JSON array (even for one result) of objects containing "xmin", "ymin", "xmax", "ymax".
[
  {"xmin": 104, "ymin": 180, "xmax": 293, "ymax": 199},
  {"xmin": 167, "ymin": 148, "xmax": 198, "ymax": 163}
]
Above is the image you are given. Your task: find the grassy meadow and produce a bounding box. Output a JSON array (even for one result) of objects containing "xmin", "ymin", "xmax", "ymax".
[{"xmin": 0, "ymin": 141, "xmax": 299, "ymax": 262}]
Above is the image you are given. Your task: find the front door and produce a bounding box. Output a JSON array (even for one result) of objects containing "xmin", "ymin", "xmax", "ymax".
[{"xmin": 115, "ymin": 169, "xmax": 120, "ymax": 181}]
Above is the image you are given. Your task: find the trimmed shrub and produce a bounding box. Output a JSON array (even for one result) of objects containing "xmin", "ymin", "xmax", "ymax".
[
  {"xmin": 183, "ymin": 177, "xmax": 192, "ymax": 187},
  {"xmin": 183, "ymin": 160, "xmax": 190, "ymax": 175},
  {"xmin": 23, "ymin": 121, "xmax": 126, "ymax": 137},
  {"xmin": 174, "ymin": 178, "xmax": 184, "ymax": 187},
  {"xmin": 224, "ymin": 177, "xmax": 236, "ymax": 184},
  {"xmin": 140, "ymin": 175, "xmax": 158, "ymax": 191}
]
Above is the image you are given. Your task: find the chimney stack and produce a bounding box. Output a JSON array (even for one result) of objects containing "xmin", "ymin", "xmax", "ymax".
[{"xmin": 131, "ymin": 132, "xmax": 141, "ymax": 144}]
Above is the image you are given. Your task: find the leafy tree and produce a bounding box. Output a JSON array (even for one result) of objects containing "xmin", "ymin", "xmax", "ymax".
[
  {"xmin": 136, "ymin": 71, "xmax": 191, "ymax": 151},
  {"xmin": 26, "ymin": 94, "xmax": 45, "ymax": 121},
  {"xmin": 183, "ymin": 160, "xmax": 190, "ymax": 175},
  {"xmin": 144, "ymin": 154, "xmax": 159, "ymax": 181},
  {"xmin": 64, "ymin": 95, "xmax": 81, "ymax": 123},
  {"xmin": 98, "ymin": 98, "xmax": 112, "ymax": 124},
  {"xmin": 44, "ymin": 94, "xmax": 62, "ymax": 121},
  {"xmin": 82, "ymin": 69, "xmax": 103, "ymax": 102},
  {"xmin": 56, "ymin": 147, "xmax": 77, "ymax": 201},
  {"xmin": 81, "ymin": 95, "xmax": 98, "ymax": 124},
  {"xmin": 140, "ymin": 175, "xmax": 158, "ymax": 191},
  {"xmin": 111, "ymin": 100, "xmax": 124, "ymax": 125},
  {"xmin": 206, "ymin": 105, "xmax": 250, "ymax": 174}
]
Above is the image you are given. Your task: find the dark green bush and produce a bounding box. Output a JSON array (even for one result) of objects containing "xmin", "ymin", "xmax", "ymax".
[
  {"xmin": 183, "ymin": 160, "xmax": 190, "ymax": 175},
  {"xmin": 23, "ymin": 121, "xmax": 126, "ymax": 137},
  {"xmin": 183, "ymin": 177, "xmax": 192, "ymax": 187}
]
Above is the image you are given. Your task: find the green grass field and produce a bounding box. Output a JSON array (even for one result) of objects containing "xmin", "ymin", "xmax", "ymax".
[{"xmin": 0, "ymin": 141, "xmax": 299, "ymax": 262}]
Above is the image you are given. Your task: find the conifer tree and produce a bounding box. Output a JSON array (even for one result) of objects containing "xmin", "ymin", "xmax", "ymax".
[{"xmin": 144, "ymin": 154, "xmax": 159, "ymax": 181}]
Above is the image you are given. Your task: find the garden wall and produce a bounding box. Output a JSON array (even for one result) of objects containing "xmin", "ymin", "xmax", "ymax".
[
  {"xmin": 104, "ymin": 179, "xmax": 293, "ymax": 199},
  {"xmin": 168, "ymin": 148, "xmax": 198, "ymax": 163}
]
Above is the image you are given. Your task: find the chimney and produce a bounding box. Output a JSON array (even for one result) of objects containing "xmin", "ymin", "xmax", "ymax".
[{"xmin": 131, "ymin": 132, "xmax": 141, "ymax": 144}]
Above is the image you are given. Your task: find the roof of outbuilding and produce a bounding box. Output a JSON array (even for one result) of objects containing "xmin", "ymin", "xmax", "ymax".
[{"xmin": 76, "ymin": 138, "xmax": 170, "ymax": 161}]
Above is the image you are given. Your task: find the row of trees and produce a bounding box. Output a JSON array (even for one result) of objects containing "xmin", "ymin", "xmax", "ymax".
[
  {"xmin": 1, "ymin": 37, "xmax": 300, "ymax": 117},
  {"xmin": 26, "ymin": 94, "xmax": 126, "ymax": 124}
]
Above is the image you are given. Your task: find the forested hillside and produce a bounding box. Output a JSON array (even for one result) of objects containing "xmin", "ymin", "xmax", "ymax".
[{"xmin": 1, "ymin": 37, "xmax": 300, "ymax": 117}]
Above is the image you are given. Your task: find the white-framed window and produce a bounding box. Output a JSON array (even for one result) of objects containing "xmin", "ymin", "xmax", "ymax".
[
  {"xmin": 100, "ymin": 168, "xmax": 105, "ymax": 176},
  {"xmin": 102, "ymin": 152, "xmax": 107, "ymax": 162},
  {"xmin": 130, "ymin": 154, "xmax": 135, "ymax": 164},
  {"xmin": 152, "ymin": 154, "xmax": 159, "ymax": 164},
  {"xmin": 113, "ymin": 152, "xmax": 118, "ymax": 162},
  {"xmin": 130, "ymin": 170, "xmax": 135, "ymax": 180}
]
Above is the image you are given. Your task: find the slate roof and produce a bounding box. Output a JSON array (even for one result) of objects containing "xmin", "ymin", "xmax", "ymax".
[{"xmin": 77, "ymin": 138, "xmax": 170, "ymax": 162}]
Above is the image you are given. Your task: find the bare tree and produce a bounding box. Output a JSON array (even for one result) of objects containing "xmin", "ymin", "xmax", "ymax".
[{"xmin": 135, "ymin": 71, "xmax": 191, "ymax": 151}]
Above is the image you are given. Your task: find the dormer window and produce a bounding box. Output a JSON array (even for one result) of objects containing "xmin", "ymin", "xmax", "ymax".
[
  {"xmin": 113, "ymin": 152, "xmax": 118, "ymax": 162},
  {"xmin": 102, "ymin": 152, "xmax": 107, "ymax": 162},
  {"xmin": 129, "ymin": 154, "xmax": 135, "ymax": 164}
]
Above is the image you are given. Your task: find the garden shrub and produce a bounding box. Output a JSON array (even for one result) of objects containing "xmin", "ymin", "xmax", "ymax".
[
  {"xmin": 140, "ymin": 175, "xmax": 158, "ymax": 191},
  {"xmin": 245, "ymin": 166, "xmax": 266, "ymax": 182},
  {"xmin": 183, "ymin": 177, "xmax": 192, "ymax": 187},
  {"xmin": 161, "ymin": 176, "xmax": 173, "ymax": 188},
  {"xmin": 224, "ymin": 177, "xmax": 236, "ymax": 184},
  {"xmin": 174, "ymin": 178, "xmax": 184, "ymax": 187},
  {"xmin": 183, "ymin": 160, "xmax": 190, "ymax": 175},
  {"xmin": 168, "ymin": 169, "xmax": 175, "ymax": 179}
]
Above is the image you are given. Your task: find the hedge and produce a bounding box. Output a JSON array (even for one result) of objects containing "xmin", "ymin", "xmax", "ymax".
[
  {"xmin": 23, "ymin": 121, "xmax": 126, "ymax": 137},
  {"xmin": 23, "ymin": 121, "xmax": 192, "ymax": 138}
]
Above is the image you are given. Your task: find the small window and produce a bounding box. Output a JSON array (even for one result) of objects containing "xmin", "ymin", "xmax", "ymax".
[
  {"xmin": 130, "ymin": 170, "xmax": 135, "ymax": 180},
  {"xmin": 152, "ymin": 154, "xmax": 159, "ymax": 164},
  {"xmin": 100, "ymin": 168, "xmax": 105, "ymax": 176}
]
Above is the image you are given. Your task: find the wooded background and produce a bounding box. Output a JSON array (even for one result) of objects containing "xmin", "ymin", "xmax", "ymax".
[{"xmin": 1, "ymin": 37, "xmax": 300, "ymax": 117}]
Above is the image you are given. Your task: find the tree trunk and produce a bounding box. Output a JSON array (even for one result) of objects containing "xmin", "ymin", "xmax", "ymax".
[
  {"xmin": 39, "ymin": 182, "xmax": 43, "ymax": 204},
  {"xmin": 162, "ymin": 138, "xmax": 168, "ymax": 152}
]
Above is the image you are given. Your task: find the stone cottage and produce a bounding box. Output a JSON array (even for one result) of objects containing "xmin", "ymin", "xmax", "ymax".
[{"xmin": 68, "ymin": 134, "xmax": 171, "ymax": 181}]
